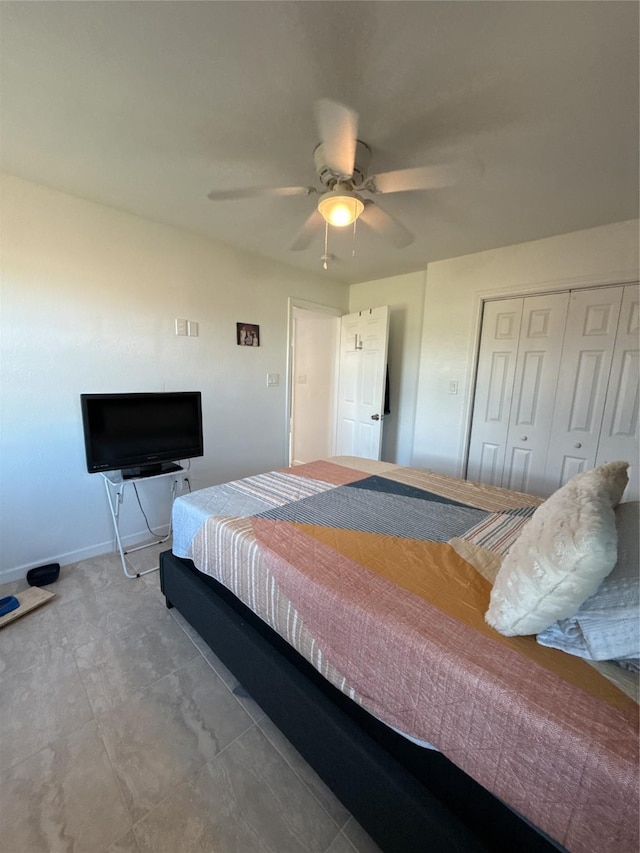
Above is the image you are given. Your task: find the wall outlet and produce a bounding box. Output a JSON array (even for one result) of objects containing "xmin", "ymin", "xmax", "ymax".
[{"xmin": 175, "ymin": 318, "xmax": 188, "ymax": 336}]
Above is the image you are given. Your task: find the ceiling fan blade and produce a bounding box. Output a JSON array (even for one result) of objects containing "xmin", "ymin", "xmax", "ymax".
[
  {"xmin": 314, "ymin": 98, "xmax": 358, "ymax": 179},
  {"xmin": 207, "ymin": 185, "xmax": 317, "ymax": 201},
  {"xmin": 359, "ymin": 202, "xmax": 414, "ymax": 249},
  {"xmin": 290, "ymin": 209, "xmax": 323, "ymax": 251},
  {"xmin": 372, "ymin": 160, "xmax": 484, "ymax": 195}
]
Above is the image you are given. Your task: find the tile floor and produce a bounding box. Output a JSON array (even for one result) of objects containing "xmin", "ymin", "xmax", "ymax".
[{"xmin": 0, "ymin": 543, "xmax": 381, "ymax": 853}]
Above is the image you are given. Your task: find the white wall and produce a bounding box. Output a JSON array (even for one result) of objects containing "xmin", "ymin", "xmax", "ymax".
[
  {"xmin": 2, "ymin": 176, "xmax": 637, "ymax": 582},
  {"xmin": 0, "ymin": 175, "xmax": 348, "ymax": 581},
  {"xmin": 349, "ymin": 272, "xmax": 426, "ymax": 465},
  {"xmin": 412, "ymin": 220, "xmax": 640, "ymax": 476}
]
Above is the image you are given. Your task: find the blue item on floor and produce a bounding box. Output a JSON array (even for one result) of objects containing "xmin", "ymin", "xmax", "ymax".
[{"xmin": 0, "ymin": 596, "xmax": 20, "ymax": 617}]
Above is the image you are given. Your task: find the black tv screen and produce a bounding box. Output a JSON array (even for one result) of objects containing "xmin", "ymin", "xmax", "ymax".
[{"xmin": 81, "ymin": 392, "xmax": 203, "ymax": 477}]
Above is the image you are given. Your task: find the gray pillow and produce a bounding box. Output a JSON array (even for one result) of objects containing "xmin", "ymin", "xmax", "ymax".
[{"xmin": 536, "ymin": 501, "xmax": 639, "ymax": 665}]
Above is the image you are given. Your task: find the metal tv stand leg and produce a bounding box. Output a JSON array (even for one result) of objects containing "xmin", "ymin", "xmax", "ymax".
[{"xmin": 101, "ymin": 470, "xmax": 181, "ymax": 578}]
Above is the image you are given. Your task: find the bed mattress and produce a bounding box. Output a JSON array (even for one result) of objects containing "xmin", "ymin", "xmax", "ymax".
[{"xmin": 172, "ymin": 457, "xmax": 638, "ymax": 853}]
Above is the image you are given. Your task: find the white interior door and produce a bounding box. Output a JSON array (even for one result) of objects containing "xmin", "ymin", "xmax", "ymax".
[
  {"xmin": 335, "ymin": 306, "xmax": 390, "ymax": 460},
  {"xmin": 544, "ymin": 286, "xmax": 623, "ymax": 492},
  {"xmin": 467, "ymin": 284, "xmax": 637, "ymax": 499},
  {"xmin": 596, "ymin": 283, "xmax": 640, "ymax": 501},
  {"xmin": 467, "ymin": 298, "xmax": 524, "ymax": 485},
  {"xmin": 502, "ymin": 292, "xmax": 569, "ymax": 495}
]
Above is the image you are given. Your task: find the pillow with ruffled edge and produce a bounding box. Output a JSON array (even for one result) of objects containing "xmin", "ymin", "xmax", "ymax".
[{"xmin": 485, "ymin": 461, "xmax": 629, "ymax": 637}]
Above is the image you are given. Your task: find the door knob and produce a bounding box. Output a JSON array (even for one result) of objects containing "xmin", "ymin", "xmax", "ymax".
[
  {"xmin": 574, "ymin": 442, "xmax": 582, "ymax": 449},
  {"xmin": 521, "ymin": 435, "xmax": 528, "ymax": 441},
  {"xmin": 371, "ymin": 414, "xmax": 380, "ymax": 421}
]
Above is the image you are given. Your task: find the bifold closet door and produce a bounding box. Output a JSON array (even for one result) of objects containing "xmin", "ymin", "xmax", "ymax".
[
  {"xmin": 468, "ymin": 283, "xmax": 638, "ymax": 500},
  {"xmin": 467, "ymin": 291, "xmax": 569, "ymax": 494},
  {"xmin": 596, "ymin": 283, "xmax": 640, "ymax": 501},
  {"xmin": 466, "ymin": 298, "xmax": 523, "ymax": 486},
  {"xmin": 543, "ymin": 286, "xmax": 623, "ymax": 494},
  {"xmin": 501, "ymin": 292, "xmax": 569, "ymax": 495}
]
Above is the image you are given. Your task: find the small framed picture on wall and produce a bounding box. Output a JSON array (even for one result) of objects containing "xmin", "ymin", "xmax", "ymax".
[{"xmin": 237, "ymin": 322, "xmax": 260, "ymax": 347}]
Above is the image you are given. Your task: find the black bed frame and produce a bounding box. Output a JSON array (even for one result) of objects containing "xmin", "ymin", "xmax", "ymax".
[{"xmin": 160, "ymin": 550, "xmax": 561, "ymax": 853}]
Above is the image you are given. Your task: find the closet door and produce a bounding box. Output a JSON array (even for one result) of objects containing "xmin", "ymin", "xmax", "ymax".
[
  {"xmin": 543, "ymin": 287, "xmax": 623, "ymax": 493},
  {"xmin": 467, "ymin": 299, "xmax": 523, "ymax": 485},
  {"xmin": 502, "ymin": 292, "xmax": 569, "ymax": 496},
  {"xmin": 596, "ymin": 283, "xmax": 640, "ymax": 501}
]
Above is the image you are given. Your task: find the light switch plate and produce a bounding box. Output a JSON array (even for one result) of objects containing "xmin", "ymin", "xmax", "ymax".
[{"xmin": 267, "ymin": 373, "xmax": 280, "ymax": 387}]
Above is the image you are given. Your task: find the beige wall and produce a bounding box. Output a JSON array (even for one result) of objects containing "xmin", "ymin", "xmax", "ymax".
[{"xmin": 0, "ymin": 175, "xmax": 348, "ymax": 579}]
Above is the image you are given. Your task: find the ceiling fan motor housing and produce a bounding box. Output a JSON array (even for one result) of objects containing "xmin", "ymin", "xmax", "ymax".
[{"xmin": 314, "ymin": 140, "xmax": 372, "ymax": 188}]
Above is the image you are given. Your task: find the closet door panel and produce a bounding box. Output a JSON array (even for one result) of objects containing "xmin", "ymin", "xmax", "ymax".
[
  {"xmin": 505, "ymin": 446, "xmax": 533, "ymax": 494},
  {"xmin": 608, "ymin": 351, "xmax": 639, "ymax": 436},
  {"xmin": 597, "ymin": 283, "xmax": 640, "ymax": 501},
  {"xmin": 558, "ymin": 454, "xmax": 590, "ymax": 484},
  {"xmin": 502, "ymin": 292, "xmax": 569, "ymax": 496},
  {"xmin": 543, "ymin": 287, "xmax": 623, "ymax": 494},
  {"xmin": 467, "ymin": 299, "xmax": 523, "ymax": 485}
]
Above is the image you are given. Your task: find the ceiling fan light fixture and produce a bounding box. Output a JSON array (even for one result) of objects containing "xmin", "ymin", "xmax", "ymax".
[{"xmin": 317, "ymin": 189, "xmax": 364, "ymax": 227}]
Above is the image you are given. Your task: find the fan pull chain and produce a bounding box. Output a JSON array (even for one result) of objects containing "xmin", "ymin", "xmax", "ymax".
[
  {"xmin": 352, "ymin": 205, "xmax": 358, "ymax": 258},
  {"xmin": 323, "ymin": 220, "xmax": 329, "ymax": 270}
]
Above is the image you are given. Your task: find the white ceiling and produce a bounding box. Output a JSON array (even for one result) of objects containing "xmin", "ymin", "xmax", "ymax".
[{"xmin": 1, "ymin": 1, "xmax": 638, "ymax": 285}]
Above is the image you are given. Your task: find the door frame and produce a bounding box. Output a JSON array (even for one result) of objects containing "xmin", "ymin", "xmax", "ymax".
[
  {"xmin": 463, "ymin": 276, "xmax": 640, "ymax": 479},
  {"xmin": 286, "ymin": 297, "xmax": 343, "ymax": 467}
]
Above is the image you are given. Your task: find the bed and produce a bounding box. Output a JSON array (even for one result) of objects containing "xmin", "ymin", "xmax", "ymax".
[{"xmin": 159, "ymin": 457, "xmax": 639, "ymax": 853}]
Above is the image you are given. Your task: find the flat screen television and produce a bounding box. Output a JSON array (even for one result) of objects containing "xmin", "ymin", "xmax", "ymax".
[{"xmin": 81, "ymin": 392, "xmax": 203, "ymax": 478}]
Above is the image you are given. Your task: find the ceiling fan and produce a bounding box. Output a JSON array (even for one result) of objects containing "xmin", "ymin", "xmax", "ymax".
[{"xmin": 207, "ymin": 99, "xmax": 482, "ymax": 258}]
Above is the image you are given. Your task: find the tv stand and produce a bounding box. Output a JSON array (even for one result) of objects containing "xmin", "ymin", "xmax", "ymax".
[{"xmin": 101, "ymin": 467, "xmax": 184, "ymax": 578}]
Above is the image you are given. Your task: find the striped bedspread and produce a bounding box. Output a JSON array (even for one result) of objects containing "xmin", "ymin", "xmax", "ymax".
[{"xmin": 172, "ymin": 458, "xmax": 638, "ymax": 853}]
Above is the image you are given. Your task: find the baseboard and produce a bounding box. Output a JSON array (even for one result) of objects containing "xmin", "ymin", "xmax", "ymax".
[{"xmin": 0, "ymin": 524, "xmax": 171, "ymax": 586}]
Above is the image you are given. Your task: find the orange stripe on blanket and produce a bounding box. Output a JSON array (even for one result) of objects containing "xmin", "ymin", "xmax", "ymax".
[{"xmin": 282, "ymin": 520, "xmax": 635, "ymax": 711}]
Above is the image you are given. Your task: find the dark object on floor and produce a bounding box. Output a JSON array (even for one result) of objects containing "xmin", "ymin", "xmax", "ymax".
[
  {"xmin": 26, "ymin": 563, "xmax": 60, "ymax": 587},
  {"xmin": 0, "ymin": 596, "xmax": 20, "ymax": 617}
]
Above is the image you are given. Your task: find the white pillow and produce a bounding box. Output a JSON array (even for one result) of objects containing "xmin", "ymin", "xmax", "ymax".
[{"xmin": 485, "ymin": 461, "xmax": 629, "ymax": 637}]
